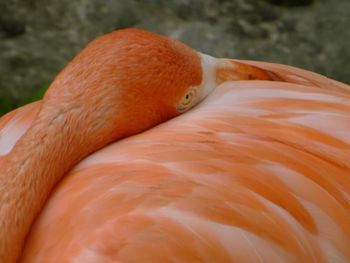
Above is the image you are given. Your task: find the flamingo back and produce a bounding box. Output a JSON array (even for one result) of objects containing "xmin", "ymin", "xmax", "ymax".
[{"xmin": 0, "ymin": 62, "xmax": 349, "ymax": 263}]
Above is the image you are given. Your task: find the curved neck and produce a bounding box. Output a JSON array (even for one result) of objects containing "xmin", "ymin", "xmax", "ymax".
[{"xmin": 0, "ymin": 106, "xmax": 117, "ymax": 262}]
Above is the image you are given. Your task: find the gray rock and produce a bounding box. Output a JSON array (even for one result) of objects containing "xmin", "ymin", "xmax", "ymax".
[{"xmin": 0, "ymin": 0, "xmax": 349, "ymax": 112}]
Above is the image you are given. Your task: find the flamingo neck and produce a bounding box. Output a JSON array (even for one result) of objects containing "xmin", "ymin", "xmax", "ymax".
[{"xmin": 0, "ymin": 104, "xmax": 120, "ymax": 262}]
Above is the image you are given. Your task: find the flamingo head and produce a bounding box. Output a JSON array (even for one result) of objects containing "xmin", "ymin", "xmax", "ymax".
[{"xmin": 41, "ymin": 28, "xmax": 272, "ymax": 145}]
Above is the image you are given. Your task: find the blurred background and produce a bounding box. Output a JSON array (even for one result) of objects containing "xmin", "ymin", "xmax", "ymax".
[{"xmin": 0, "ymin": 0, "xmax": 349, "ymax": 116}]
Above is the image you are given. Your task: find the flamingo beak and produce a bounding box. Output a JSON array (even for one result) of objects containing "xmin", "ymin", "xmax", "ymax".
[
  {"xmin": 196, "ymin": 53, "xmax": 274, "ymax": 104},
  {"xmin": 215, "ymin": 59, "xmax": 273, "ymax": 84}
]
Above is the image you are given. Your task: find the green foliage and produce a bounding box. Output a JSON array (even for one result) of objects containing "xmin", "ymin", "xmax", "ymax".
[
  {"xmin": 0, "ymin": 84, "xmax": 49, "ymax": 117},
  {"xmin": 19, "ymin": 85, "xmax": 49, "ymax": 106},
  {"xmin": 0, "ymin": 97, "xmax": 14, "ymax": 116}
]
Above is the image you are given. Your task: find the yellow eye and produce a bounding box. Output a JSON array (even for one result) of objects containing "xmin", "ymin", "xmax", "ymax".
[{"xmin": 177, "ymin": 88, "xmax": 197, "ymax": 113}]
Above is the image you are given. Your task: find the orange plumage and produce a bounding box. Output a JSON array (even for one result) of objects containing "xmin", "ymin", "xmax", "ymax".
[{"xmin": 0, "ymin": 29, "xmax": 349, "ymax": 262}]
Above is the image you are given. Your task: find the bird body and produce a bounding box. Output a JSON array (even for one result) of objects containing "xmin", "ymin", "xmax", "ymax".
[{"xmin": 0, "ymin": 29, "xmax": 349, "ymax": 262}]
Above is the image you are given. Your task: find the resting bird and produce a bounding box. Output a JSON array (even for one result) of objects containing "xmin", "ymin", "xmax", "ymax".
[{"xmin": 0, "ymin": 28, "xmax": 349, "ymax": 263}]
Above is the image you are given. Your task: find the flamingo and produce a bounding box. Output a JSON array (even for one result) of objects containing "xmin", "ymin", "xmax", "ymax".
[{"xmin": 0, "ymin": 28, "xmax": 349, "ymax": 263}]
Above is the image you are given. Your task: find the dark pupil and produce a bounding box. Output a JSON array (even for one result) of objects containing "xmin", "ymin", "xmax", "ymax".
[{"xmin": 186, "ymin": 94, "xmax": 190, "ymax": 100}]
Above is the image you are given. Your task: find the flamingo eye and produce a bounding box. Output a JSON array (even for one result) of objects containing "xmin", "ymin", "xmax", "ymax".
[{"xmin": 177, "ymin": 88, "xmax": 197, "ymax": 113}]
